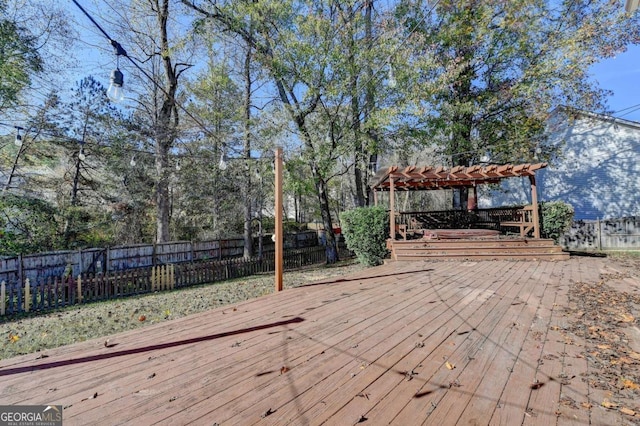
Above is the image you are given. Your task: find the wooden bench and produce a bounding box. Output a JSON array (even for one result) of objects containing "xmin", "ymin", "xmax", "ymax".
[
  {"xmin": 396, "ymin": 217, "xmax": 427, "ymax": 240},
  {"xmin": 500, "ymin": 205, "xmax": 535, "ymax": 237}
]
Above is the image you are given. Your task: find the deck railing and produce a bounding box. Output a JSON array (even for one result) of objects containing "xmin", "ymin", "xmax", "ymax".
[
  {"xmin": 0, "ymin": 245, "xmax": 353, "ymax": 317},
  {"xmin": 396, "ymin": 207, "xmax": 523, "ymax": 239},
  {"xmin": 399, "ymin": 207, "xmax": 522, "ymax": 228}
]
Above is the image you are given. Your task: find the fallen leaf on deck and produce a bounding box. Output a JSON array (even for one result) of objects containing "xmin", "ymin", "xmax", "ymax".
[
  {"xmin": 580, "ymin": 402, "xmax": 592, "ymax": 409},
  {"xmin": 618, "ymin": 313, "xmax": 634, "ymax": 323},
  {"xmin": 261, "ymin": 408, "xmax": 275, "ymax": 418},
  {"xmin": 445, "ymin": 362, "xmax": 455, "ymax": 370},
  {"xmin": 530, "ymin": 380, "xmax": 544, "ymax": 390},
  {"xmin": 601, "ymin": 399, "xmax": 618, "ymax": 409},
  {"xmin": 620, "ymin": 407, "xmax": 636, "ymax": 416},
  {"xmin": 596, "ymin": 344, "xmax": 611, "ymax": 350},
  {"xmin": 622, "ymin": 379, "xmax": 640, "ymax": 390},
  {"xmin": 357, "ymin": 415, "xmax": 368, "ymax": 423},
  {"xmin": 280, "ymin": 366, "xmax": 290, "ymax": 374}
]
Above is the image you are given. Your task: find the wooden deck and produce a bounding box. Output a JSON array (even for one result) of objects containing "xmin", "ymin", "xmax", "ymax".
[{"xmin": 1, "ymin": 258, "xmax": 638, "ymax": 425}]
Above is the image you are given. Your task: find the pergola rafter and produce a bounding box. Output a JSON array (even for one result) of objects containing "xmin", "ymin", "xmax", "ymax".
[{"xmin": 371, "ymin": 163, "xmax": 547, "ymax": 192}]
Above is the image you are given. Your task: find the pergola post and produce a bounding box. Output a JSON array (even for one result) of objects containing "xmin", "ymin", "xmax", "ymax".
[
  {"xmin": 468, "ymin": 185, "xmax": 478, "ymax": 211},
  {"xmin": 529, "ymin": 174, "xmax": 541, "ymax": 239},
  {"xmin": 389, "ymin": 175, "xmax": 395, "ymax": 239}
]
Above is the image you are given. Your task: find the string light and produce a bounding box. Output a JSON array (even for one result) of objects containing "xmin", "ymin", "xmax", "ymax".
[
  {"xmin": 218, "ymin": 153, "xmax": 228, "ymax": 170},
  {"xmin": 14, "ymin": 127, "xmax": 23, "ymax": 147}
]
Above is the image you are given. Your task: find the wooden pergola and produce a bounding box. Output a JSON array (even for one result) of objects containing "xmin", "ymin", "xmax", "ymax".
[{"xmin": 371, "ymin": 163, "xmax": 548, "ymax": 240}]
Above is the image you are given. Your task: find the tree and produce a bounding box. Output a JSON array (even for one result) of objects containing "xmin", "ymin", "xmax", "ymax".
[
  {"xmin": 394, "ymin": 0, "xmax": 640, "ymax": 207},
  {"xmin": 47, "ymin": 77, "xmax": 120, "ymax": 246},
  {"xmin": 0, "ymin": 1, "xmax": 43, "ymax": 110},
  {"xmin": 182, "ymin": 0, "xmax": 395, "ymax": 262},
  {"xmin": 99, "ymin": 0, "xmax": 196, "ymax": 243},
  {"xmin": 0, "ymin": 194, "xmax": 61, "ymax": 256}
]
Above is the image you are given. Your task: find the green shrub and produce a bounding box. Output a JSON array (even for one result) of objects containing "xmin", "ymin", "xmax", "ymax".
[
  {"xmin": 340, "ymin": 206, "xmax": 389, "ymax": 266},
  {"xmin": 540, "ymin": 201, "xmax": 574, "ymax": 242}
]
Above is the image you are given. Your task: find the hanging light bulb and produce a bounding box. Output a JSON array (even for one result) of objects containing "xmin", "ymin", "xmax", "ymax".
[
  {"xmin": 107, "ymin": 68, "xmax": 125, "ymax": 102},
  {"xmin": 14, "ymin": 133, "xmax": 23, "ymax": 147},
  {"xmin": 130, "ymin": 155, "xmax": 136, "ymax": 167},
  {"xmin": 78, "ymin": 148, "xmax": 86, "ymax": 161},
  {"xmin": 219, "ymin": 153, "xmax": 228, "ymax": 171},
  {"xmin": 388, "ymin": 65, "xmax": 397, "ymax": 89}
]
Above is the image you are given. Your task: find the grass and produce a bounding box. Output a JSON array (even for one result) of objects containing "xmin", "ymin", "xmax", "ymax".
[{"xmin": 0, "ymin": 260, "xmax": 366, "ymax": 360}]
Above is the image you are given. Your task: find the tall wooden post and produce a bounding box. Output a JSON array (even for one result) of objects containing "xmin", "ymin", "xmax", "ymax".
[
  {"xmin": 468, "ymin": 185, "xmax": 478, "ymax": 211},
  {"xmin": 529, "ymin": 175, "xmax": 541, "ymax": 238},
  {"xmin": 389, "ymin": 175, "xmax": 395, "ymax": 239},
  {"xmin": 274, "ymin": 146, "xmax": 284, "ymax": 292}
]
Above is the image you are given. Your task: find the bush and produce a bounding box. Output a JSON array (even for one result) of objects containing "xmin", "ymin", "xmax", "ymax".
[
  {"xmin": 540, "ymin": 201, "xmax": 574, "ymax": 242},
  {"xmin": 340, "ymin": 206, "xmax": 389, "ymax": 266}
]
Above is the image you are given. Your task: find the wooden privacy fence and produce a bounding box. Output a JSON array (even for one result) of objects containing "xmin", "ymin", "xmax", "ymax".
[
  {"xmin": 1, "ymin": 245, "xmax": 352, "ymax": 317},
  {"xmin": 560, "ymin": 216, "xmax": 640, "ymax": 251},
  {"xmin": 0, "ymin": 231, "xmax": 319, "ymax": 287}
]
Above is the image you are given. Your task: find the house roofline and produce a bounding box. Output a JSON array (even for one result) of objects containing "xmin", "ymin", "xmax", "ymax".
[{"xmin": 552, "ymin": 105, "xmax": 640, "ymax": 130}]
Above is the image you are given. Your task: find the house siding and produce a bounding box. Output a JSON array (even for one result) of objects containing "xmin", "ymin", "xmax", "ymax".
[{"xmin": 482, "ymin": 107, "xmax": 640, "ymax": 220}]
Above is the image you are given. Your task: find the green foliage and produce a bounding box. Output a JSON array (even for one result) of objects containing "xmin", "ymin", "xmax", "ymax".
[
  {"xmin": 0, "ymin": 194, "xmax": 62, "ymax": 256},
  {"xmin": 540, "ymin": 201, "xmax": 574, "ymax": 243},
  {"xmin": 395, "ymin": 0, "xmax": 640, "ymax": 166},
  {"xmin": 0, "ymin": 11, "xmax": 43, "ymax": 109},
  {"xmin": 340, "ymin": 206, "xmax": 389, "ymax": 266}
]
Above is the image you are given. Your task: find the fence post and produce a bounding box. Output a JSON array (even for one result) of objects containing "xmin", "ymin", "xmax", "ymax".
[
  {"xmin": 151, "ymin": 266, "xmax": 156, "ymax": 291},
  {"xmin": 161, "ymin": 265, "xmax": 166, "ymax": 290},
  {"xmin": 17, "ymin": 254, "xmax": 23, "ymax": 292},
  {"xmin": 170, "ymin": 264, "xmax": 175, "ymax": 290},
  {"xmin": 77, "ymin": 275, "xmax": 83, "ymax": 303},
  {"xmin": 152, "ymin": 243, "xmax": 157, "ymax": 267},
  {"xmin": 1, "ymin": 281, "xmax": 5, "ymax": 316},
  {"xmin": 597, "ymin": 218, "xmax": 602, "ymax": 251},
  {"xmin": 24, "ymin": 278, "xmax": 30, "ymax": 313},
  {"xmin": 78, "ymin": 248, "xmax": 84, "ymax": 275}
]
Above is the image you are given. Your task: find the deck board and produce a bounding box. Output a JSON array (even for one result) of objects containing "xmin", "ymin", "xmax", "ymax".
[{"xmin": 0, "ymin": 257, "xmax": 634, "ymax": 425}]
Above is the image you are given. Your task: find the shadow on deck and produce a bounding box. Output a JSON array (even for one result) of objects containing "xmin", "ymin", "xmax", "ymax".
[{"xmin": 1, "ymin": 257, "xmax": 634, "ymax": 425}]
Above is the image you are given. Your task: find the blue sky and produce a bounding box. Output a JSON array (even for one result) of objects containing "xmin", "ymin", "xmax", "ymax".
[
  {"xmin": 49, "ymin": 1, "xmax": 640, "ymax": 128},
  {"xmin": 589, "ymin": 44, "xmax": 640, "ymax": 122}
]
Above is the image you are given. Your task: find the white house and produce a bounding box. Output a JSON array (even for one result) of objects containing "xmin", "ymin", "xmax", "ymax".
[{"xmin": 483, "ymin": 106, "xmax": 640, "ymax": 220}]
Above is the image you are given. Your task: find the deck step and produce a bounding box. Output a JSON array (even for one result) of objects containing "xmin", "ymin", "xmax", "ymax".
[{"xmin": 389, "ymin": 238, "xmax": 569, "ymax": 261}]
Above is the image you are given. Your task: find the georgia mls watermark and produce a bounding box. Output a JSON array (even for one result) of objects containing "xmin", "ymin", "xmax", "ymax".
[{"xmin": 0, "ymin": 405, "xmax": 62, "ymax": 426}]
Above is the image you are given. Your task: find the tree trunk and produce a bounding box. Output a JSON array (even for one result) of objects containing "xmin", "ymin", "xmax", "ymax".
[
  {"xmin": 364, "ymin": 0, "xmax": 378, "ymax": 206},
  {"xmin": 154, "ymin": 0, "xmax": 178, "ymax": 243},
  {"xmin": 311, "ymin": 162, "xmax": 339, "ymax": 263}
]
